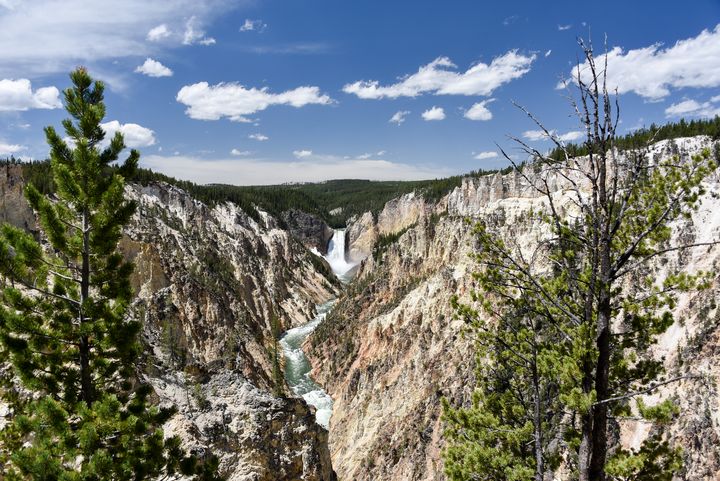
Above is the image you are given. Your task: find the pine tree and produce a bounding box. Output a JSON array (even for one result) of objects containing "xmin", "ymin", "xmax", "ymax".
[
  {"xmin": 0, "ymin": 68, "xmax": 219, "ymax": 479},
  {"xmin": 443, "ymin": 39, "xmax": 716, "ymax": 481}
]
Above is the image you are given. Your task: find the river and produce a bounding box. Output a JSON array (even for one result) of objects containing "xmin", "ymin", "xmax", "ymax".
[{"xmin": 279, "ymin": 229, "xmax": 355, "ymax": 428}]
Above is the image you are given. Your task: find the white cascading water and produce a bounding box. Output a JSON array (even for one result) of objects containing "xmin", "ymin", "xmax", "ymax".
[
  {"xmin": 279, "ymin": 301, "xmax": 335, "ymax": 429},
  {"xmin": 324, "ymin": 229, "xmax": 356, "ymax": 281},
  {"xmin": 279, "ymin": 230, "xmax": 356, "ymax": 429}
]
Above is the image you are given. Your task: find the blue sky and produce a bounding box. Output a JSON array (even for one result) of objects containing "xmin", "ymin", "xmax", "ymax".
[{"xmin": 0, "ymin": 0, "xmax": 719, "ymax": 185}]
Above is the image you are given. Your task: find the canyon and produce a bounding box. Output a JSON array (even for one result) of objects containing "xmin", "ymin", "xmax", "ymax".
[{"xmin": 1, "ymin": 135, "xmax": 719, "ymax": 480}]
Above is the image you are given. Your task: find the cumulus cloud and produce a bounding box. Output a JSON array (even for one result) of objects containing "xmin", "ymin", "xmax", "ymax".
[
  {"xmin": 240, "ymin": 19, "xmax": 267, "ymax": 32},
  {"xmin": 176, "ymin": 82, "xmax": 333, "ymax": 122},
  {"xmin": 230, "ymin": 148, "xmax": 251, "ymax": 156},
  {"xmin": 293, "ymin": 149, "xmax": 312, "ymax": 158},
  {"xmin": 473, "ymin": 151, "xmax": 498, "ymax": 160},
  {"xmin": 147, "ymin": 24, "xmax": 171, "ymax": 41},
  {"xmin": 523, "ymin": 129, "xmax": 584, "ymax": 142},
  {"xmin": 464, "ymin": 99, "xmax": 494, "ymax": 121},
  {"xmin": 422, "ymin": 106, "xmax": 445, "ymax": 121},
  {"xmin": 249, "ymin": 133, "xmax": 269, "ymax": 141},
  {"xmin": 0, "ymin": 1, "xmax": 236, "ymax": 77},
  {"xmin": 560, "ymin": 25, "xmax": 720, "ymax": 100},
  {"xmin": 544, "ymin": 49, "xmax": 552, "ymax": 57},
  {"xmin": 389, "ymin": 110, "xmax": 410, "ymax": 125},
  {"xmin": 0, "ymin": 142, "xmax": 26, "ymax": 155},
  {"xmin": 558, "ymin": 24, "xmax": 572, "ymax": 31},
  {"xmin": 141, "ymin": 154, "xmax": 454, "ymax": 185},
  {"xmin": 343, "ymin": 51, "xmax": 536, "ymax": 99},
  {"xmin": 664, "ymin": 98, "xmax": 720, "ymax": 118},
  {"xmin": 183, "ymin": 15, "xmax": 216, "ymax": 45},
  {"xmin": 135, "ymin": 58, "xmax": 173, "ymax": 77},
  {"xmin": 101, "ymin": 120, "xmax": 156, "ymax": 147},
  {"xmin": 0, "ymin": 78, "xmax": 61, "ymax": 111}
]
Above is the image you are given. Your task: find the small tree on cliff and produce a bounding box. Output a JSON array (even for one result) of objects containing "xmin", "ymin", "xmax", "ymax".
[
  {"xmin": 443, "ymin": 38, "xmax": 716, "ymax": 481},
  {"xmin": 0, "ymin": 68, "xmax": 218, "ymax": 479}
]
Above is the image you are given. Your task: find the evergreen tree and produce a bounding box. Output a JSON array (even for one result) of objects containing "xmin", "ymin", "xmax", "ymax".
[
  {"xmin": 0, "ymin": 68, "xmax": 218, "ymax": 479},
  {"xmin": 443, "ymin": 40, "xmax": 716, "ymax": 481}
]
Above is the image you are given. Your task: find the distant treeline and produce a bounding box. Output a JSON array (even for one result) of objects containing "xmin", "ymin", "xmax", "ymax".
[
  {"xmin": 548, "ymin": 116, "xmax": 720, "ymax": 161},
  {"xmin": 4, "ymin": 159, "xmax": 507, "ymax": 227},
  {"xmin": 4, "ymin": 116, "xmax": 718, "ymax": 227}
]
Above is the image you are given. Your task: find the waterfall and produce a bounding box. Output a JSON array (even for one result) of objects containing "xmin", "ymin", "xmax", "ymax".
[{"xmin": 324, "ymin": 229, "xmax": 355, "ymax": 280}]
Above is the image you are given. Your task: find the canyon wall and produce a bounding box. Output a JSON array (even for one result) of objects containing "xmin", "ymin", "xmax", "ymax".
[
  {"xmin": 0, "ymin": 174, "xmax": 339, "ymax": 481},
  {"xmin": 309, "ymin": 137, "xmax": 720, "ymax": 481}
]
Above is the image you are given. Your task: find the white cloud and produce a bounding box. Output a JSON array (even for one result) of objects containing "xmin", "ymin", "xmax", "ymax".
[
  {"xmin": 558, "ymin": 24, "xmax": 572, "ymax": 31},
  {"xmin": 544, "ymin": 49, "xmax": 552, "ymax": 57},
  {"xmin": 0, "ymin": 142, "xmax": 25, "ymax": 155},
  {"xmin": 0, "ymin": 1, "xmax": 237, "ymax": 77},
  {"xmin": 147, "ymin": 24, "xmax": 171, "ymax": 41},
  {"xmin": 101, "ymin": 120, "xmax": 156, "ymax": 148},
  {"xmin": 422, "ymin": 106, "xmax": 445, "ymax": 121},
  {"xmin": 293, "ymin": 149, "xmax": 312, "ymax": 158},
  {"xmin": 354, "ymin": 151, "xmax": 386, "ymax": 160},
  {"xmin": 134, "ymin": 58, "xmax": 173, "ymax": 77},
  {"xmin": 664, "ymin": 98, "xmax": 720, "ymax": 118},
  {"xmin": 560, "ymin": 25, "xmax": 720, "ymax": 100},
  {"xmin": 240, "ymin": 19, "xmax": 267, "ymax": 32},
  {"xmin": 141, "ymin": 154, "xmax": 454, "ymax": 185},
  {"xmin": 389, "ymin": 110, "xmax": 410, "ymax": 125},
  {"xmin": 523, "ymin": 130, "xmax": 547, "ymax": 141},
  {"xmin": 473, "ymin": 151, "xmax": 498, "ymax": 160},
  {"xmin": 464, "ymin": 99, "xmax": 494, "ymax": 121},
  {"xmin": 183, "ymin": 15, "xmax": 216, "ymax": 45},
  {"xmin": 0, "ymin": 78, "xmax": 61, "ymax": 111},
  {"xmin": 177, "ymin": 82, "xmax": 334, "ymax": 122},
  {"xmin": 523, "ymin": 129, "xmax": 584, "ymax": 142},
  {"xmin": 557, "ymin": 131, "xmax": 584, "ymax": 142},
  {"xmin": 248, "ymin": 133, "xmax": 269, "ymax": 141},
  {"xmin": 343, "ymin": 51, "xmax": 536, "ymax": 99},
  {"xmin": 230, "ymin": 148, "xmax": 251, "ymax": 156}
]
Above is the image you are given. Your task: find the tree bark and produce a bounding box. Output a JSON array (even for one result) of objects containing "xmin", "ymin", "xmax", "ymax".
[
  {"xmin": 79, "ymin": 208, "xmax": 93, "ymax": 406},
  {"xmin": 533, "ymin": 343, "xmax": 544, "ymax": 481}
]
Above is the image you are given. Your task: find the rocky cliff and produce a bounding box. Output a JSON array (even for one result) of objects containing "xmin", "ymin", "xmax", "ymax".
[
  {"xmin": 345, "ymin": 192, "xmax": 429, "ymax": 264},
  {"xmin": 282, "ymin": 209, "xmax": 335, "ymax": 254},
  {"xmin": 308, "ymin": 136, "xmax": 720, "ymax": 481},
  {"xmin": 0, "ymin": 174, "xmax": 339, "ymax": 481},
  {"xmin": 126, "ymin": 182, "xmax": 339, "ymax": 479}
]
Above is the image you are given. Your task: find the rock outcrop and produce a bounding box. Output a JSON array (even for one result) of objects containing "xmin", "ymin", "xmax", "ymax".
[
  {"xmin": 345, "ymin": 212, "xmax": 376, "ymax": 263},
  {"xmin": 308, "ymin": 137, "xmax": 720, "ymax": 481},
  {"xmin": 0, "ymin": 163, "xmax": 35, "ymax": 233},
  {"xmin": 282, "ymin": 209, "xmax": 334, "ymax": 254},
  {"xmin": 345, "ymin": 192, "xmax": 429, "ymax": 263}
]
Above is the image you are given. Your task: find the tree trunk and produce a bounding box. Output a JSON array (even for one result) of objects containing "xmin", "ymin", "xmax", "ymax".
[
  {"xmin": 533, "ymin": 355, "xmax": 544, "ymax": 481},
  {"xmin": 79, "ymin": 208, "xmax": 93, "ymax": 406},
  {"xmin": 589, "ymin": 286, "xmax": 611, "ymax": 481},
  {"xmin": 578, "ymin": 395, "xmax": 593, "ymax": 481}
]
